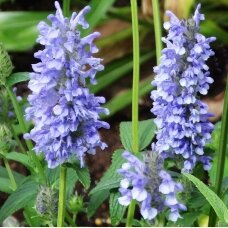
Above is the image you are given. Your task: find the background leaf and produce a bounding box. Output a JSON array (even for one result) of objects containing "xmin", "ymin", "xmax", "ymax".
[
  {"xmin": 5, "ymin": 152, "xmax": 32, "ymax": 169},
  {"xmin": 0, "ymin": 178, "xmax": 39, "ymax": 224},
  {"xmin": 6, "ymin": 72, "xmax": 29, "ymax": 87},
  {"xmin": 0, "ymin": 178, "xmax": 13, "ymax": 193},
  {"xmin": 87, "ymin": 190, "xmax": 109, "ymax": 218},
  {"xmin": 0, "ymin": 12, "xmax": 48, "ymax": 51}
]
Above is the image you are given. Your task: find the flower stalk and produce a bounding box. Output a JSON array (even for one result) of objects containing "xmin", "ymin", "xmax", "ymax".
[
  {"xmin": 209, "ymin": 77, "xmax": 228, "ymax": 226},
  {"xmin": 127, "ymin": 0, "xmax": 140, "ymax": 226},
  {"xmin": 152, "ymin": 0, "xmax": 162, "ymax": 63},
  {"xmin": 57, "ymin": 165, "xmax": 67, "ymax": 227}
]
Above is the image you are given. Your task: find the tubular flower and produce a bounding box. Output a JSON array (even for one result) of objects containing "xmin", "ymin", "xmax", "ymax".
[
  {"xmin": 151, "ymin": 4, "xmax": 215, "ymax": 172},
  {"xmin": 24, "ymin": 1, "xmax": 109, "ymax": 168},
  {"xmin": 118, "ymin": 151, "xmax": 186, "ymax": 222}
]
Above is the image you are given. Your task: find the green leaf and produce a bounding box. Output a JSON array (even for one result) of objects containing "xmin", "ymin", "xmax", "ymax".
[
  {"xmin": 74, "ymin": 165, "xmax": 91, "ymax": 189},
  {"xmin": 109, "ymin": 191, "xmax": 126, "ymax": 226},
  {"xmin": 183, "ymin": 173, "xmax": 228, "ymax": 223},
  {"xmin": 0, "ymin": 166, "xmax": 25, "ymax": 184},
  {"xmin": 90, "ymin": 149, "xmax": 124, "ymax": 195},
  {"xmin": 46, "ymin": 166, "xmax": 78, "ymax": 196},
  {"xmin": 23, "ymin": 206, "xmax": 43, "ymax": 227},
  {"xmin": 103, "ymin": 77, "xmax": 153, "ymax": 118},
  {"xmin": 0, "ymin": 178, "xmax": 39, "ymax": 224},
  {"xmin": 0, "ymin": 12, "xmax": 49, "ymax": 51},
  {"xmin": 201, "ymin": 20, "xmax": 228, "ymax": 44},
  {"xmin": 0, "ymin": 177, "xmax": 12, "ymax": 193},
  {"xmin": 6, "ymin": 72, "xmax": 30, "ymax": 87},
  {"xmin": 120, "ymin": 119, "xmax": 156, "ymax": 152},
  {"xmin": 5, "ymin": 152, "xmax": 32, "ymax": 169},
  {"xmin": 87, "ymin": 190, "xmax": 109, "ymax": 218}
]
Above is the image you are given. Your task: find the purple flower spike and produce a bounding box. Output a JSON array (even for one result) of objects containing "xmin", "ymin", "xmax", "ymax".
[
  {"xmin": 24, "ymin": 1, "xmax": 109, "ymax": 168},
  {"xmin": 118, "ymin": 151, "xmax": 186, "ymax": 222},
  {"xmin": 151, "ymin": 4, "xmax": 215, "ymax": 173}
]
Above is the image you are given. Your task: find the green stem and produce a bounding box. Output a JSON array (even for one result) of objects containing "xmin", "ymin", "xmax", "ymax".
[
  {"xmin": 209, "ymin": 78, "xmax": 228, "ymax": 227},
  {"xmin": 152, "ymin": 0, "xmax": 162, "ymax": 64},
  {"xmin": 126, "ymin": 0, "xmax": 140, "ymax": 227},
  {"xmin": 8, "ymin": 122, "xmax": 27, "ymax": 154},
  {"xmin": 56, "ymin": 2, "xmax": 71, "ymax": 227},
  {"xmin": 72, "ymin": 212, "xmax": 77, "ymax": 224},
  {"xmin": 57, "ymin": 166, "xmax": 67, "ymax": 227},
  {"xmin": 5, "ymin": 85, "xmax": 46, "ymax": 183},
  {"xmin": 131, "ymin": 0, "xmax": 140, "ymax": 155},
  {"xmin": 63, "ymin": 0, "xmax": 71, "ymax": 17},
  {"xmin": 65, "ymin": 211, "xmax": 76, "ymax": 227},
  {"xmin": 126, "ymin": 200, "xmax": 136, "ymax": 227},
  {"xmin": 3, "ymin": 157, "xmax": 17, "ymax": 191}
]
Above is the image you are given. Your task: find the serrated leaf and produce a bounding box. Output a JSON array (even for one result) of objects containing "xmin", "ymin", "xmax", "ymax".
[
  {"xmin": 74, "ymin": 165, "xmax": 90, "ymax": 189},
  {"xmin": 66, "ymin": 168, "xmax": 79, "ymax": 196},
  {"xmin": 0, "ymin": 178, "xmax": 39, "ymax": 223},
  {"xmin": 90, "ymin": 149, "xmax": 124, "ymax": 195},
  {"xmin": 120, "ymin": 119, "xmax": 156, "ymax": 152},
  {"xmin": 46, "ymin": 166, "xmax": 78, "ymax": 197},
  {"xmin": 5, "ymin": 152, "xmax": 32, "ymax": 169},
  {"xmin": 109, "ymin": 191, "xmax": 126, "ymax": 226},
  {"xmin": 183, "ymin": 173, "xmax": 228, "ymax": 223},
  {"xmin": 87, "ymin": 190, "xmax": 109, "ymax": 218},
  {"xmin": 6, "ymin": 72, "xmax": 30, "ymax": 87}
]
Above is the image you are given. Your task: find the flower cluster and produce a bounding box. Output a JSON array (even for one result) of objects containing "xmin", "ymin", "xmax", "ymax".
[
  {"xmin": 118, "ymin": 151, "xmax": 186, "ymax": 222},
  {"xmin": 25, "ymin": 2, "xmax": 109, "ymax": 168},
  {"xmin": 151, "ymin": 4, "xmax": 215, "ymax": 172}
]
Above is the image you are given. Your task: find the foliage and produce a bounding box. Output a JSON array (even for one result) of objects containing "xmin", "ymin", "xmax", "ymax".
[{"xmin": 0, "ymin": 0, "xmax": 227, "ymax": 227}]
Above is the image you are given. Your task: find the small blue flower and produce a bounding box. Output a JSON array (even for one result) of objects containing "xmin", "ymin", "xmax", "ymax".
[
  {"xmin": 24, "ymin": 1, "xmax": 109, "ymax": 168},
  {"xmin": 118, "ymin": 151, "xmax": 186, "ymax": 222},
  {"xmin": 151, "ymin": 4, "xmax": 215, "ymax": 172}
]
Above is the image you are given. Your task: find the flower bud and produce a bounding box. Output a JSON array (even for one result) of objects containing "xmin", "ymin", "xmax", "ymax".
[
  {"xmin": 68, "ymin": 193, "xmax": 84, "ymax": 213},
  {"xmin": 35, "ymin": 186, "xmax": 58, "ymax": 219},
  {"xmin": 0, "ymin": 43, "xmax": 13, "ymax": 85}
]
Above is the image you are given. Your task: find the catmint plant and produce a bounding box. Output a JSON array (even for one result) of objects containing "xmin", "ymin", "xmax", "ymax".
[
  {"xmin": 24, "ymin": 1, "xmax": 109, "ymax": 169},
  {"xmin": 118, "ymin": 150, "xmax": 186, "ymax": 222},
  {"xmin": 151, "ymin": 4, "xmax": 215, "ymax": 173}
]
